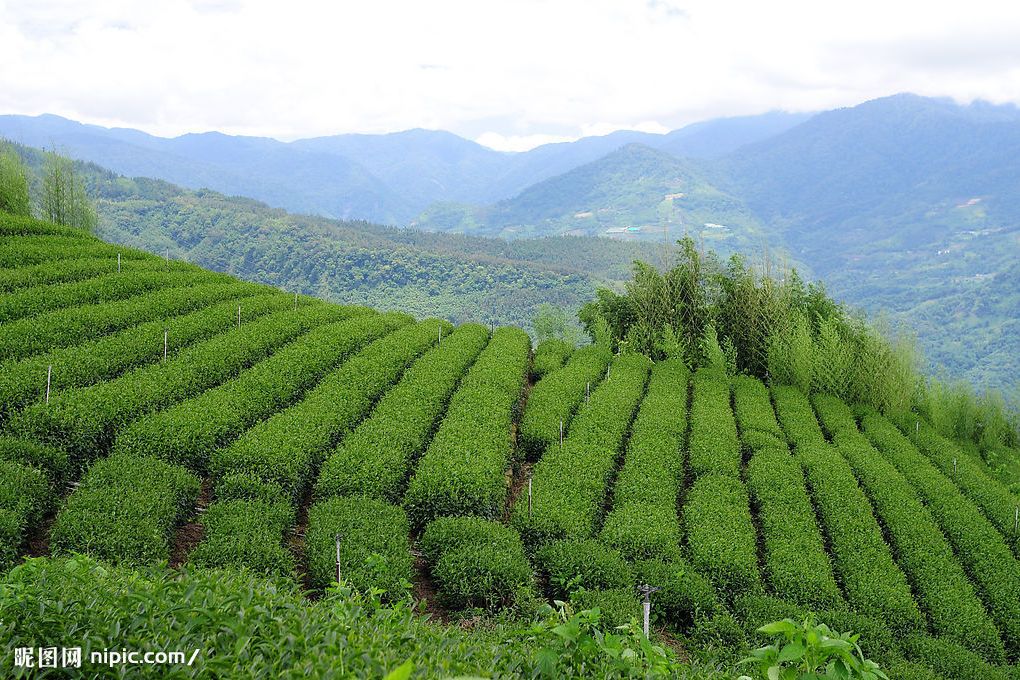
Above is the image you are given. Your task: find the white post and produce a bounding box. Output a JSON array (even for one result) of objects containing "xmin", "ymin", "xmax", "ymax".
[
  {"xmin": 117, "ymin": 253, "xmax": 121, "ymax": 272},
  {"xmin": 1014, "ymin": 507, "xmax": 1018, "ymax": 537},
  {"xmin": 165, "ymin": 248, "xmax": 170, "ymax": 263},
  {"xmin": 237, "ymin": 305, "xmax": 241, "ymax": 328},
  {"xmin": 586, "ymin": 382, "xmax": 590, "ymax": 403},
  {"xmin": 294, "ymin": 292, "xmax": 298, "ymax": 309},
  {"xmin": 528, "ymin": 477, "xmax": 533, "ymax": 519},
  {"xmin": 953, "ymin": 457, "xmax": 958, "ymax": 476},
  {"xmin": 559, "ymin": 419, "xmax": 563, "ymax": 446},
  {"xmin": 45, "ymin": 365, "xmax": 52, "ymax": 405},
  {"xmin": 638, "ymin": 585, "xmax": 659, "ymax": 638},
  {"xmin": 335, "ymin": 534, "xmax": 342, "ymax": 584},
  {"xmin": 164, "ymin": 330, "xmax": 169, "ymax": 361},
  {"xmin": 438, "ymin": 325, "xmax": 442, "ymax": 346}
]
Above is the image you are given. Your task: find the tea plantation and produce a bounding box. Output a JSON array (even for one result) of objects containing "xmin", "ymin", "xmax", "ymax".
[{"xmin": 1, "ymin": 214, "xmax": 1019, "ymax": 679}]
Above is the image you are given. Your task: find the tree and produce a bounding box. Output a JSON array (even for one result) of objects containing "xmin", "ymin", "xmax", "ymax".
[
  {"xmin": 41, "ymin": 151, "xmax": 97, "ymax": 231},
  {"xmin": 0, "ymin": 144, "xmax": 31, "ymax": 216},
  {"xmin": 532, "ymin": 303, "xmax": 581, "ymax": 345}
]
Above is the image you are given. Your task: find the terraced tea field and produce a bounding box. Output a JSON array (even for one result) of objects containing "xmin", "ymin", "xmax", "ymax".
[{"xmin": 1, "ymin": 214, "xmax": 1019, "ymax": 679}]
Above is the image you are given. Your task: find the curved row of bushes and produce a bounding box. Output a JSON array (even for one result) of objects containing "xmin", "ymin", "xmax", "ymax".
[
  {"xmin": 862, "ymin": 412, "xmax": 1020, "ymax": 659},
  {"xmin": 49, "ymin": 452, "xmax": 200, "ymax": 566},
  {"xmin": 402, "ymin": 327, "xmax": 531, "ymax": 528},
  {"xmin": 0, "ymin": 234, "xmax": 149, "ymax": 268},
  {"xmin": 0, "ymin": 214, "xmax": 93, "ymax": 237},
  {"xmin": 530, "ymin": 338, "xmax": 574, "ymax": 380},
  {"xmin": 792, "ymin": 439, "xmax": 924, "ymax": 636},
  {"xmin": 0, "ymin": 254, "xmax": 198, "ymax": 293},
  {"xmin": 683, "ymin": 472, "xmax": 761, "ymax": 598},
  {"xmin": 315, "ymin": 323, "xmax": 490, "ymax": 504},
  {"xmin": 906, "ymin": 421, "xmax": 1020, "ymax": 556},
  {"xmin": 420, "ymin": 516, "xmax": 534, "ymax": 611},
  {"xmin": 517, "ymin": 343, "xmax": 612, "ymax": 459},
  {"xmin": 832, "ymin": 427, "xmax": 1006, "ymax": 662},
  {"xmin": 0, "ymin": 279, "xmax": 268, "ymax": 363},
  {"xmin": 745, "ymin": 447, "xmax": 844, "ymax": 610},
  {"xmin": 209, "ymin": 319, "xmax": 447, "ymax": 504},
  {"xmin": 688, "ymin": 369, "xmax": 740, "ymax": 478},
  {"xmin": 188, "ymin": 499, "xmax": 297, "ymax": 577},
  {"xmin": 770, "ymin": 385, "xmax": 827, "ymax": 447},
  {"xmin": 0, "ymin": 458, "xmax": 50, "ymax": 570},
  {"xmin": 112, "ymin": 313, "xmax": 405, "ymax": 471},
  {"xmin": 511, "ymin": 353, "xmax": 651, "ymax": 546},
  {"xmin": 306, "ymin": 495, "xmax": 414, "ymax": 599},
  {"xmin": 11, "ymin": 304, "xmax": 354, "ymax": 469},
  {"xmin": 731, "ymin": 375, "xmax": 786, "ymax": 444},
  {"xmin": 0, "ymin": 269, "xmax": 230, "ymax": 325},
  {"xmin": 599, "ymin": 359, "xmax": 687, "ymax": 562},
  {"xmin": 0, "ymin": 292, "xmax": 295, "ymax": 421}
]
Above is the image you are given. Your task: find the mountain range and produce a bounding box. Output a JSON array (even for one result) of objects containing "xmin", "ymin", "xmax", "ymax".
[{"xmin": 2, "ymin": 94, "xmax": 1018, "ymax": 396}]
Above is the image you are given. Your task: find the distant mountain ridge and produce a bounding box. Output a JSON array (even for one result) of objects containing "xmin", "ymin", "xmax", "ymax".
[{"xmin": 0, "ymin": 109, "xmax": 810, "ymax": 223}]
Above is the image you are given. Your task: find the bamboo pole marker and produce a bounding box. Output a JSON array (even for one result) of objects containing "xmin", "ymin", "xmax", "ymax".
[
  {"xmin": 438, "ymin": 325, "xmax": 442, "ymax": 346},
  {"xmin": 117, "ymin": 253, "xmax": 121, "ymax": 272},
  {"xmin": 294, "ymin": 292, "xmax": 298, "ymax": 309},
  {"xmin": 953, "ymin": 457, "xmax": 958, "ymax": 477},
  {"xmin": 559, "ymin": 419, "xmax": 564, "ymax": 447},
  {"xmin": 585, "ymin": 381, "xmax": 590, "ymax": 403},
  {"xmin": 165, "ymin": 248, "xmax": 170, "ymax": 263},
  {"xmin": 45, "ymin": 365, "xmax": 52, "ymax": 405},
  {"xmin": 164, "ymin": 330, "xmax": 169, "ymax": 362},
  {"xmin": 237, "ymin": 305, "xmax": 241, "ymax": 328},
  {"xmin": 1014, "ymin": 507, "xmax": 1018, "ymax": 537}
]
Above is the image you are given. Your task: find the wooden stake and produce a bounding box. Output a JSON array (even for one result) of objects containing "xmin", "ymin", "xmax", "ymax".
[
  {"xmin": 438, "ymin": 325, "xmax": 442, "ymax": 346},
  {"xmin": 164, "ymin": 330, "xmax": 168, "ymax": 361},
  {"xmin": 953, "ymin": 457, "xmax": 958, "ymax": 477},
  {"xmin": 585, "ymin": 381, "xmax": 590, "ymax": 403},
  {"xmin": 559, "ymin": 419, "xmax": 564, "ymax": 446},
  {"xmin": 117, "ymin": 253, "xmax": 121, "ymax": 272},
  {"xmin": 45, "ymin": 365, "xmax": 52, "ymax": 405},
  {"xmin": 294, "ymin": 292, "xmax": 298, "ymax": 309},
  {"xmin": 165, "ymin": 248, "xmax": 170, "ymax": 263},
  {"xmin": 237, "ymin": 305, "xmax": 241, "ymax": 328},
  {"xmin": 1014, "ymin": 506, "xmax": 1018, "ymax": 537}
]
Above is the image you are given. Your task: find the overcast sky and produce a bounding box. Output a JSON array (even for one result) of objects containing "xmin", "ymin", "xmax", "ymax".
[{"xmin": 2, "ymin": 0, "xmax": 1020, "ymax": 151}]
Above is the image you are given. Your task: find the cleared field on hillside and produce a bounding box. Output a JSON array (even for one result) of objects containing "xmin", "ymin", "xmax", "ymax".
[{"xmin": 2, "ymin": 216, "xmax": 1019, "ymax": 679}]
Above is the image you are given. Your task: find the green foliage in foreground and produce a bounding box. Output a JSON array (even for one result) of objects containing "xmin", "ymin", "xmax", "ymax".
[
  {"xmin": 738, "ymin": 616, "xmax": 889, "ymax": 680},
  {"xmin": 0, "ymin": 555, "xmax": 696, "ymax": 679}
]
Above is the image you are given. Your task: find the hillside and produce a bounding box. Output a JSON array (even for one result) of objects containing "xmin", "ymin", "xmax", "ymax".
[
  {"xmin": 7, "ymin": 141, "xmax": 661, "ymax": 333},
  {"xmin": 2, "ymin": 215, "xmax": 1019, "ymax": 678},
  {"xmin": 415, "ymin": 144, "xmax": 775, "ymax": 253}
]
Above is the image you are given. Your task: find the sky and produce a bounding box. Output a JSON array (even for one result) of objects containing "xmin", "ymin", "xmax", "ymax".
[{"xmin": 2, "ymin": 0, "xmax": 1020, "ymax": 151}]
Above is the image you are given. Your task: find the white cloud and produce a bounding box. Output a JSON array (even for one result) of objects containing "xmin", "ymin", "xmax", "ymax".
[{"xmin": 2, "ymin": 0, "xmax": 1020, "ymax": 149}]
